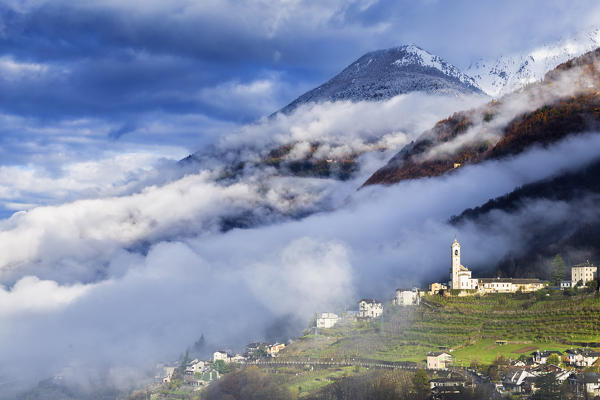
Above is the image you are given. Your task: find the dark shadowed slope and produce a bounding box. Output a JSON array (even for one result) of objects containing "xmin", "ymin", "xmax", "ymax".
[{"xmin": 451, "ymin": 157, "xmax": 600, "ymax": 280}]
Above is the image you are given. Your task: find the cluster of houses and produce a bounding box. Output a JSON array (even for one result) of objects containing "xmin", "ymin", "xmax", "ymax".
[
  {"xmin": 425, "ymin": 348, "xmax": 600, "ymax": 396},
  {"xmin": 313, "ymin": 299, "xmax": 387, "ymax": 331},
  {"xmin": 156, "ymin": 341, "xmax": 288, "ymax": 387}
]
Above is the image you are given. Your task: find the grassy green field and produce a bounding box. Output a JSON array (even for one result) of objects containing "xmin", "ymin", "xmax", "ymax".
[
  {"xmin": 281, "ymin": 366, "xmax": 360, "ymax": 397},
  {"xmin": 280, "ymin": 289, "xmax": 600, "ymax": 367}
]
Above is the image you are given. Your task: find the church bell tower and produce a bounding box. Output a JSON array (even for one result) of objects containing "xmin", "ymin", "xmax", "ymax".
[{"xmin": 451, "ymin": 238, "xmax": 461, "ymax": 289}]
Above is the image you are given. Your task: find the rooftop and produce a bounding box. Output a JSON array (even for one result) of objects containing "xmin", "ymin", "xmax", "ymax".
[{"xmin": 478, "ymin": 278, "xmax": 542, "ymax": 284}]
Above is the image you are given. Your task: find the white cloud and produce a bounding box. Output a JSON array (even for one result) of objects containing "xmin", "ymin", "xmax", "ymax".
[
  {"xmin": 0, "ymin": 276, "xmax": 90, "ymax": 316},
  {"xmin": 0, "ymin": 57, "xmax": 49, "ymax": 80}
]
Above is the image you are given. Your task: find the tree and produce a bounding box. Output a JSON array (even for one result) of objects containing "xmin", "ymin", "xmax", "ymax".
[
  {"xmin": 551, "ymin": 254, "xmax": 566, "ymax": 285},
  {"xmin": 411, "ymin": 369, "xmax": 429, "ymax": 400},
  {"xmin": 531, "ymin": 372, "xmax": 560, "ymax": 400},
  {"xmin": 585, "ymin": 279, "xmax": 599, "ymax": 291},
  {"xmin": 518, "ymin": 354, "xmax": 529, "ymax": 363},
  {"xmin": 547, "ymin": 354, "xmax": 560, "ymax": 366},
  {"xmin": 213, "ymin": 359, "xmax": 232, "ymax": 374},
  {"xmin": 192, "ymin": 334, "xmax": 206, "ymax": 354},
  {"xmin": 202, "ymin": 367, "xmax": 292, "ymax": 400}
]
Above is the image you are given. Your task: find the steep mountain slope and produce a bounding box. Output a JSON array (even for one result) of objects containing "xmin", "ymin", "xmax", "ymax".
[
  {"xmin": 363, "ymin": 48, "xmax": 600, "ymax": 187},
  {"xmin": 467, "ymin": 28, "xmax": 600, "ymax": 97},
  {"xmin": 278, "ymin": 45, "xmax": 483, "ymax": 114}
]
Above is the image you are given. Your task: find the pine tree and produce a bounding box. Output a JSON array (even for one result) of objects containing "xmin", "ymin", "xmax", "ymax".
[{"xmin": 551, "ymin": 254, "xmax": 566, "ymax": 285}]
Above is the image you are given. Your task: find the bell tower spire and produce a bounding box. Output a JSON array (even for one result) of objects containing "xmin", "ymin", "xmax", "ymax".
[{"xmin": 451, "ymin": 238, "xmax": 461, "ymax": 289}]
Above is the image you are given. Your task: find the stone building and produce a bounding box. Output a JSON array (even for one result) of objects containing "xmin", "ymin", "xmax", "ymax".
[
  {"xmin": 393, "ymin": 288, "xmax": 420, "ymax": 306},
  {"xmin": 449, "ymin": 238, "xmax": 544, "ymax": 294},
  {"xmin": 358, "ymin": 299, "xmax": 383, "ymax": 318},
  {"xmin": 451, "ymin": 238, "xmax": 478, "ymax": 290},
  {"xmin": 316, "ymin": 312, "xmax": 339, "ymax": 329}
]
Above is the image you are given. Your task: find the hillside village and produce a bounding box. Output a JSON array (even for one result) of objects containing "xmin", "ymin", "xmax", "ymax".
[{"xmin": 141, "ymin": 238, "xmax": 600, "ymax": 399}]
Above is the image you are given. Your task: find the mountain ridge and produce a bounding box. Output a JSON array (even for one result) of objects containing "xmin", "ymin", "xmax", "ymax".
[
  {"xmin": 277, "ymin": 44, "xmax": 483, "ymax": 114},
  {"xmin": 466, "ymin": 27, "xmax": 600, "ymax": 97},
  {"xmin": 363, "ymin": 48, "xmax": 600, "ymax": 187}
]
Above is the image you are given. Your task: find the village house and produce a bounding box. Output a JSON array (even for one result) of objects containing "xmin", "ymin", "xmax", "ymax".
[
  {"xmin": 358, "ymin": 299, "xmax": 383, "ymax": 318},
  {"xmin": 565, "ymin": 348, "xmax": 600, "ymax": 367},
  {"xmin": 229, "ymin": 354, "xmax": 247, "ymax": 363},
  {"xmin": 477, "ymin": 278, "xmax": 546, "ymax": 293},
  {"xmin": 571, "ymin": 263, "xmax": 597, "ymax": 286},
  {"xmin": 393, "ymin": 288, "xmax": 420, "ymax": 306},
  {"xmin": 531, "ymin": 350, "xmax": 562, "ymax": 365},
  {"xmin": 428, "ymin": 282, "xmax": 447, "ymax": 295},
  {"xmin": 316, "ymin": 312, "xmax": 339, "ymax": 329},
  {"xmin": 560, "ymin": 280, "xmax": 572, "ymax": 289},
  {"xmin": 185, "ymin": 359, "xmax": 207, "ymax": 375},
  {"xmin": 213, "ymin": 351, "xmax": 231, "ymax": 363},
  {"xmin": 266, "ymin": 343, "xmax": 286, "ymax": 357},
  {"xmin": 571, "ymin": 372, "xmax": 600, "ymax": 397},
  {"xmin": 450, "ymin": 239, "xmax": 545, "ymax": 294},
  {"xmin": 503, "ymin": 366, "xmax": 571, "ymax": 394},
  {"xmin": 427, "ymin": 352, "xmax": 452, "ymax": 370},
  {"xmin": 502, "ymin": 369, "xmax": 537, "ymax": 393},
  {"xmin": 245, "ymin": 342, "xmax": 269, "ymax": 357},
  {"xmin": 430, "ymin": 372, "xmax": 470, "ymax": 399}
]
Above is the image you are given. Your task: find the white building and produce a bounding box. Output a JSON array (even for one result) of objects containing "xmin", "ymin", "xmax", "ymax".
[
  {"xmin": 316, "ymin": 313, "xmax": 339, "ymax": 329},
  {"xmin": 427, "ymin": 352, "xmax": 452, "ymax": 370},
  {"xmin": 451, "ymin": 239, "xmax": 478, "ymax": 290},
  {"xmin": 358, "ymin": 299, "xmax": 383, "ymax": 318},
  {"xmin": 213, "ymin": 351, "xmax": 231, "ymax": 363},
  {"xmin": 571, "ymin": 264, "xmax": 597, "ymax": 286},
  {"xmin": 560, "ymin": 280, "xmax": 572, "ymax": 289},
  {"xmin": 478, "ymin": 278, "xmax": 545, "ymax": 293},
  {"xmin": 531, "ymin": 350, "xmax": 562, "ymax": 365},
  {"xmin": 229, "ymin": 354, "xmax": 247, "ymax": 363},
  {"xmin": 566, "ymin": 348, "xmax": 600, "ymax": 367},
  {"xmin": 266, "ymin": 343, "xmax": 286, "ymax": 356},
  {"xmin": 393, "ymin": 288, "xmax": 420, "ymax": 306},
  {"xmin": 185, "ymin": 360, "xmax": 206, "ymax": 375}
]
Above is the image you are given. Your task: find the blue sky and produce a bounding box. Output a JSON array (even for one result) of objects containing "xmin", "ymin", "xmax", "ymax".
[{"xmin": 0, "ymin": 0, "xmax": 598, "ymax": 215}]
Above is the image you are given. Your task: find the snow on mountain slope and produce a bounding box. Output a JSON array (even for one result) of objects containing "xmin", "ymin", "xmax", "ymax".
[
  {"xmin": 278, "ymin": 45, "xmax": 483, "ymax": 114},
  {"xmin": 467, "ymin": 28, "xmax": 600, "ymax": 97}
]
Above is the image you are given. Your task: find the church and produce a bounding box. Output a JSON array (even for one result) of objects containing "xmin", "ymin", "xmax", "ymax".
[{"xmin": 450, "ymin": 238, "xmax": 545, "ymax": 294}]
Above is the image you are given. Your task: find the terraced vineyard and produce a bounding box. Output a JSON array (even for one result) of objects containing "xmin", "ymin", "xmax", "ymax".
[{"xmin": 282, "ymin": 290, "xmax": 600, "ymax": 366}]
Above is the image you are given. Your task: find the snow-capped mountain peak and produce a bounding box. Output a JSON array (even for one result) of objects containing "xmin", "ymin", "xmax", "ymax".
[
  {"xmin": 389, "ymin": 44, "xmax": 478, "ymax": 88},
  {"xmin": 277, "ymin": 44, "xmax": 483, "ymax": 114},
  {"xmin": 466, "ymin": 28, "xmax": 600, "ymax": 97}
]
